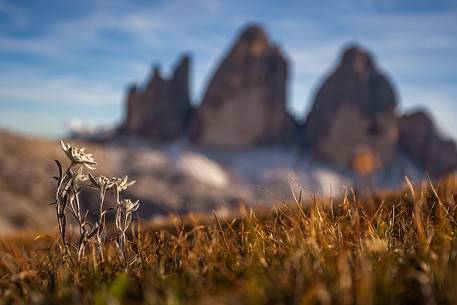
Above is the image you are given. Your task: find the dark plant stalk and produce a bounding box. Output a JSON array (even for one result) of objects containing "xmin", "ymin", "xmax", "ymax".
[
  {"xmin": 54, "ymin": 141, "xmax": 139, "ymax": 266},
  {"xmin": 54, "ymin": 162, "xmax": 73, "ymax": 251}
]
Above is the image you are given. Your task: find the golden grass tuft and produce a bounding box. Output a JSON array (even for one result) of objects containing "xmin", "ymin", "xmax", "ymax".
[{"xmin": 0, "ymin": 175, "xmax": 457, "ymax": 304}]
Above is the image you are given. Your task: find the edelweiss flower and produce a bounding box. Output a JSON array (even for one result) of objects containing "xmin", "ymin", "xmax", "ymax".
[
  {"xmin": 61, "ymin": 140, "xmax": 97, "ymax": 169},
  {"xmin": 88, "ymin": 173, "xmax": 113, "ymax": 191},
  {"xmin": 110, "ymin": 176, "xmax": 136, "ymax": 193},
  {"xmin": 118, "ymin": 199, "xmax": 140, "ymax": 213},
  {"xmin": 88, "ymin": 174, "xmax": 114, "ymax": 203},
  {"xmin": 73, "ymin": 166, "xmax": 89, "ymax": 185}
]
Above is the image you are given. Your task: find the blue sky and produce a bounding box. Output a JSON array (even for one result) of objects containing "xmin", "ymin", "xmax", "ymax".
[{"xmin": 0, "ymin": 0, "xmax": 456, "ymax": 139}]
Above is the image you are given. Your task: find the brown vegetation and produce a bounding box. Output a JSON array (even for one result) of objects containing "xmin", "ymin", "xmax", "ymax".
[{"xmin": 1, "ymin": 162, "xmax": 457, "ymax": 304}]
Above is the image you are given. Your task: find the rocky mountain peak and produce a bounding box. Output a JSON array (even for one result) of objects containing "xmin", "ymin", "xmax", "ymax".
[
  {"xmin": 303, "ymin": 44, "xmax": 398, "ymax": 173},
  {"xmin": 239, "ymin": 24, "xmax": 268, "ymax": 42},
  {"xmin": 116, "ymin": 25, "xmax": 456, "ymax": 179},
  {"xmin": 151, "ymin": 65, "xmax": 162, "ymax": 80},
  {"xmin": 192, "ymin": 24, "xmax": 294, "ymax": 148},
  {"xmin": 120, "ymin": 54, "xmax": 191, "ymax": 142},
  {"xmin": 236, "ymin": 24, "xmax": 270, "ymax": 55},
  {"xmin": 339, "ymin": 45, "xmax": 376, "ymax": 78},
  {"xmin": 399, "ymin": 110, "xmax": 457, "ymax": 178}
]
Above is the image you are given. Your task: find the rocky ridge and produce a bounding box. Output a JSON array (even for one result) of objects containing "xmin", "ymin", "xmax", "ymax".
[
  {"xmin": 399, "ymin": 111, "xmax": 457, "ymax": 178},
  {"xmin": 120, "ymin": 55, "xmax": 192, "ymax": 142},
  {"xmin": 120, "ymin": 24, "xmax": 457, "ymax": 178},
  {"xmin": 193, "ymin": 25, "xmax": 294, "ymax": 148},
  {"xmin": 303, "ymin": 45, "xmax": 399, "ymax": 175}
]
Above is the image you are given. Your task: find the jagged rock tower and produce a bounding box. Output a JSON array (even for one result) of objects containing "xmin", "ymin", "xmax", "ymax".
[
  {"xmin": 303, "ymin": 45, "xmax": 399, "ymax": 173},
  {"xmin": 122, "ymin": 55, "xmax": 192, "ymax": 142},
  {"xmin": 193, "ymin": 24, "xmax": 294, "ymax": 148},
  {"xmin": 399, "ymin": 111, "xmax": 457, "ymax": 178}
]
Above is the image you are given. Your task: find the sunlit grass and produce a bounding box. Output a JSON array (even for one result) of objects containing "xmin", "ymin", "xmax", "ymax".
[{"xmin": 1, "ymin": 175, "xmax": 457, "ymax": 304}]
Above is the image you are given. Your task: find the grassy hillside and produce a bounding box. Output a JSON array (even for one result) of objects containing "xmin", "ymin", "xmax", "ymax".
[
  {"xmin": 1, "ymin": 176, "xmax": 457, "ymax": 305},
  {"xmin": 0, "ymin": 129, "xmax": 304, "ymax": 235},
  {"xmin": 0, "ymin": 130, "xmax": 122, "ymax": 233}
]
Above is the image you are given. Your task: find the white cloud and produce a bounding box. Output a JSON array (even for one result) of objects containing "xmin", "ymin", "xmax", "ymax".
[
  {"xmin": 0, "ymin": 72, "xmax": 121, "ymax": 106},
  {"xmin": 0, "ymin": 36, "xmax": 61, "ymax": 57},
  {"xmin": 0, "ymin": 2, "xmax": 175, "ymax": 58},
  {"xmin": 0, "ymin": 111, "xmax": 63, "ymax": 137}
]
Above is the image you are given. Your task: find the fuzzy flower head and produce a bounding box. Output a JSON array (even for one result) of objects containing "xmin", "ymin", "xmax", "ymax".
[
  {"xmin": 89, "ymin": 173, "xmax": 113, "ymax": 191},
  {"xmin": 73, "ymin": 166, "xmax": 89, "ymax": 185},
  {"xmin": 118, "ymin": 199, "xmax": 140, "ymax": 214},
  {"xmin": 111, "ymin": 176, "xmax": 136, "ymax": 193},
  {"xmin": 60, "ymin": 140, "xmax": 97, "ymax": 169}
]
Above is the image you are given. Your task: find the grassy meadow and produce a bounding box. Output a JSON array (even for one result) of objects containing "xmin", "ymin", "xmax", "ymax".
[{"xmin": 1, "ymin": 174, "xmax": 457, "ymax": 305}]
